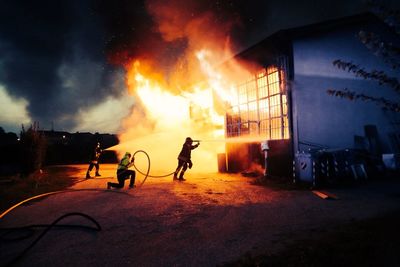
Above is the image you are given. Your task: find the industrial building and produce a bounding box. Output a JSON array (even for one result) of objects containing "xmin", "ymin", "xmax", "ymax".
[{"xmin": 222, "ymin": 13, "xmax": 400, "ymax": 184}]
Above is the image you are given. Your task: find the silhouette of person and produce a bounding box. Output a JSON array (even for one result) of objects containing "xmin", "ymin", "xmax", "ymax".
[
  {"xmin": 173, "ymin": 137, "xmax": 199, "ymax": 181},
  {"xmin": 86, "ymin": 142, "xmax": 102, "ymax": 178}
]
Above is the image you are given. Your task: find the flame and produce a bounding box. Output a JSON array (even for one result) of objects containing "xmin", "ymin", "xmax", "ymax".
[
  {"xmin": 195, "ymin": 49, "xmax": 237, "ymax": 105},
  {"xmin": 114, "ymin": 57, "xmax": 231, "ymax": 174},
  {"xmin": 112, "ymin": 54, "xmax": 259, "ymax": 175},
  {"xmin": 109, "ymin": 1, "xmax": 262, "ymax": 175}
]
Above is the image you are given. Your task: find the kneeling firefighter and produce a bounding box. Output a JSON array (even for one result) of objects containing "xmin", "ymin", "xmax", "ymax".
[
  {"xmin": 173, "ymin": 137, "xmax": 200, "ymax": 181},
  {"xmin": 107, "ymin": 152, "xmax": 136, "ymax": 189}
]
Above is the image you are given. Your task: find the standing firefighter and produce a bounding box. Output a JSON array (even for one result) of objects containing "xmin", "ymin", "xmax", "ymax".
[
  {"xmin": 86, "ymin": 142, "xmax": 103, "ymax": 179},
  {"xmin": 107, "ymin": 152, "xmax": 136, "ymax": 189},
  {"xmin": 173, "ymin": 137, "xmax": 200, "ymax": 181}
]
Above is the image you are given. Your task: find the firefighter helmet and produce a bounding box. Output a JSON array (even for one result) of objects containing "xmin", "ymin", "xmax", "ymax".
[{"xmin": 185, "ymin": 137, "xmax": 193, "ymax": 143}]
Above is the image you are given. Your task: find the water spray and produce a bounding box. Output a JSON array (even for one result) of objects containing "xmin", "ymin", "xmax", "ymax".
[{"xmin": 189, "ymin": 137, "xmax": 269, "ymax": 144}]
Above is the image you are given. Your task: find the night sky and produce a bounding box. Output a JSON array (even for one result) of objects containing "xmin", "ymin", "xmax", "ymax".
[{"xmin": 0, "ymin": 0, "xmax": 399, "ymax": 134}]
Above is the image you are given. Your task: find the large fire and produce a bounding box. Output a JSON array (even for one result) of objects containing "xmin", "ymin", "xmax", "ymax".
[
  {"xmin": 113, "ymin": 55, "xmax": 233, "ymax": 174},
  {"xmin": 108, "ymin": 0, "xmax": 257, "ymax": 174}
]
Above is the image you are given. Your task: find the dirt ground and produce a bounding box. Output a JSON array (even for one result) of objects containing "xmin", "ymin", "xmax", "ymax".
[{"xmin": 1, "ymin": 164, "xmax": 400, "ymax": 266}]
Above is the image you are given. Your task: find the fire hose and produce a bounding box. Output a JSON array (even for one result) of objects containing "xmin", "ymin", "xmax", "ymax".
[
  {"xmin": 0, "ymin": 149, "xmax": 173, "ymax": 220},
  {"xmin": 0, "ymin": 212, "xmax": 101, "ymax": 267},
  {"xmin": 0, "ymin": 189, "xmax": 132, "ymax": 266},
  {"xmin": 0, "ymin": 150, "xmax": 176, "ymax": 266},
  {"xmin": 0, "ymin": 147, "xmax": 200, "ymax": 266},
  {"xmin": 130, "ymin": 150, "xmax": 175, "ymax": 187}
]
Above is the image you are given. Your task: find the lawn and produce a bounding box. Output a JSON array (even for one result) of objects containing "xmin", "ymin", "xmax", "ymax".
[{"xmin": 0, "ymin": 166, "xmax": 80, "ymax": 213}]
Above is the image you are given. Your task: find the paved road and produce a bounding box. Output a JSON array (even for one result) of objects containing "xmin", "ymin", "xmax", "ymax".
[{"xmin": 1, "ymin": 164, "xmax": 400, "ymax": 266}]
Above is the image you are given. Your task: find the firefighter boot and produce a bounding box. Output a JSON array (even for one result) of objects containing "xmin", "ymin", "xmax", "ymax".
[
  {"xmin": 95, "ymin": 172, "xmax": 101, "ymax": 177},
  {"xmin": 86, "ymin": 172, "xmax": 91, "ymax": 179},
  {"xmin": 173, "ymin": 172, "xmax": 179, "ymax": 181},
  {"xmin": 179, "ymin": 172, "xmax": 186, "ymax": 181}
]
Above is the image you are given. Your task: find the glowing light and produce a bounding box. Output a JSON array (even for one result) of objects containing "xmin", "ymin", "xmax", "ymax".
[
  {"xmin": 196, "ymin": 49, "xmax": 237, "ymax": 105},
  {"xmin": 117, "ymin": 49, "xmax": 255, "ymax": 173},
  {"xmin": 137, "ymin": 84, "xmax": 190, "ymax": 127}
]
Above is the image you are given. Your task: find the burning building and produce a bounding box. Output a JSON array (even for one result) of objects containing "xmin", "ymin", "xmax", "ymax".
[
  {"xmin": 221, "ymin": 13, "xmax": 400, "ymax": 181},
  {"xmin": 115, "ymin": 10, "xmax": 399, "ymax": 182}
]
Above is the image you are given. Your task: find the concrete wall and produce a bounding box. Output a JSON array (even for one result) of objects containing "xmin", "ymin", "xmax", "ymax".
[{"xmin": 291, "ymin": 21, "xmax": 400, "ymax": 154}]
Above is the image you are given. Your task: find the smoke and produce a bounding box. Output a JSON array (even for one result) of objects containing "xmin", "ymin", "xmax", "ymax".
[
  {"xmin": 105, "ymin": 0, "xmax": 380, "ymax": 173},
  {"xmin": 2, "ymin": 0, "xmax": 397, "ymax": 134},
  {"xmin": 96, "ymin": 0, "xmax": 378, "ymax": 91},
  {"xmin": 107, "ymin": 0, "xmax": 247, "ymax": 172},
  {"xmin": 0, "ymin": 0, "xmax": 128, "ymax": 131}
]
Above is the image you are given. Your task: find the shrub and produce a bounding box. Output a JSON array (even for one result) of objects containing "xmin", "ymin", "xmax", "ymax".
[{"xmin": 19, "ymin": 122, "xmax": 47, "ymax": 176}]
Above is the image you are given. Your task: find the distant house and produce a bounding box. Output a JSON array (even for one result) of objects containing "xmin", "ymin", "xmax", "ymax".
[{"xmin": 223, "ymin": 13, "xmax": 400, "ymax": 182}]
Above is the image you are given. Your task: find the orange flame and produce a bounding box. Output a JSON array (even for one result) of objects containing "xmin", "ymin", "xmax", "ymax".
[
  {"xmin": 110, "ymin": 0, "xmax": 262, "ymax": 174},
  {"xmin": 115, "ymin": 58, "xmax": 229, "ymax": 174}
]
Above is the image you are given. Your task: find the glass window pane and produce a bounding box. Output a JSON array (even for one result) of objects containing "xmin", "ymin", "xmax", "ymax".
[
  {"xmin": 270, "ymin": 95, "xmax": 280, "ymax": 117},
  {"xmin": 271, "ymin": 118, "xmax": 282, "ymax": 139},
  {"xmin": 238, "ymin": 84, "xmax": 247, "ymax": 104},
  {"xmin": 260, "ymin": 120, "xmax": 270, "ymax": 140},
  {"xmin": 259, "ymin": 99, "xmax": 269, "ymax": 121},
  {"xmin": 269, "ymin": 82, "xmax": 279, "ymax": 95},
  {"xmin": 239, "ymin": 104, "xmax": 248, "ymax": 122},
  {"xmin": 248, "ymin": 101, "xmax": 258, "ymax": 122},
  {"xmin": 247, "ymin": 79, "xmax": 257, "ymax": 102},
  {"xmin": 257, "ymin": 71, "xmax": 268, "ymax": 98}
]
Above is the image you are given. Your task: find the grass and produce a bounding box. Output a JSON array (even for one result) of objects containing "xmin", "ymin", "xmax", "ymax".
[{"xmin": 0, "ymin": 166, "xmax": 79, "ymax": 213}]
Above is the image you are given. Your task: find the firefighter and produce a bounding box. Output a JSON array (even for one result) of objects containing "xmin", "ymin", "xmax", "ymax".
[
  {"xmin": 86, "ymin": 142, "xmax": 103, "ymax": 179},
  {"xmin": 107, "ymin": 152, "xmax": 136, "ymax": 189},
  {"xmin": 173, "ymin": 137, "xmax": 200, "ymax": 181}
]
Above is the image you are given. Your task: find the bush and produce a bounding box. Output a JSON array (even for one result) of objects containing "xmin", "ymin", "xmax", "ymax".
[{"xmin": 19, "ymin": 123, "xmax": 47, "ymax": 176}]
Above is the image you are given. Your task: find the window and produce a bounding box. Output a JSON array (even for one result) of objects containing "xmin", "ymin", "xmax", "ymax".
[
  {"xmin": 238, "ymin": 83, "xmax": 247, "ymax": 104},
  {"xmin": 226, "ymin": 65, "xmax": 289, "ymax": 140},
  {"xmin": 247, "ymin": 79, "xmax": 257, "ymax": 102},
  {"xmin": 257, "ymin": 71, "xmax": 268, "ymax": 98},
  {"xmin": 226, "ymin": 106, "xmax": 240, "ymax": 137},
  {"xmin": 248, "ymin": 101, "xmax": 258, "ymax": 134}
]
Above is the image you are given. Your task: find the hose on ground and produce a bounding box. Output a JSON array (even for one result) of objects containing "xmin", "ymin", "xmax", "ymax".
[{"xmin": 1, "ymin": 212, "xmax": 101, "ymax": 267}]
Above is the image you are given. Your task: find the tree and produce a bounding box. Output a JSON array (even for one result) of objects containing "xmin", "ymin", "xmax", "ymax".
[
  {"xmin": 19, "ymin": 122, "xmax": 47, "ymax": 176},
  {"xmin": 327, "ymin": 3, "xmax": 400, "ymax": 112}
]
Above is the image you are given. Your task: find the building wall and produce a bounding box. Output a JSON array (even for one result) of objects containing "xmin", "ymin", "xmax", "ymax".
[{"xmin": 291, "ymin": 21, "xmax": 400, "ymax": 154}]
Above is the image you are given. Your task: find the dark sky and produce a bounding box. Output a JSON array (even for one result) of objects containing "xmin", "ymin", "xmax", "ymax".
[{"xmin": 0, "ymin": 0, "xmax": 399, "ymax": 133}]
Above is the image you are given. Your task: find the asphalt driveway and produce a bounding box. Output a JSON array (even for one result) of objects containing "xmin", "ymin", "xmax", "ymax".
[{"xmin": 1, "ymin": 164, "xmax": 400, "ymax": 266}]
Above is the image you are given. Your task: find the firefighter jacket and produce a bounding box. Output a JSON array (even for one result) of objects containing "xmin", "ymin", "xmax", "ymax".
[
  {"xmin": 91, "ymin": 147, "xmax": 102, "ymax": 161},
  {"xmin": 178, "ymin": 143, "xmax": 199, "ymax": 162},
  {"xmin": 90, "ymin": 146, "xmax": 102, "ymax": 164},
  {"xmin": 117, "ymin": 153, "xmax": 131, "ymax": 171}
]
